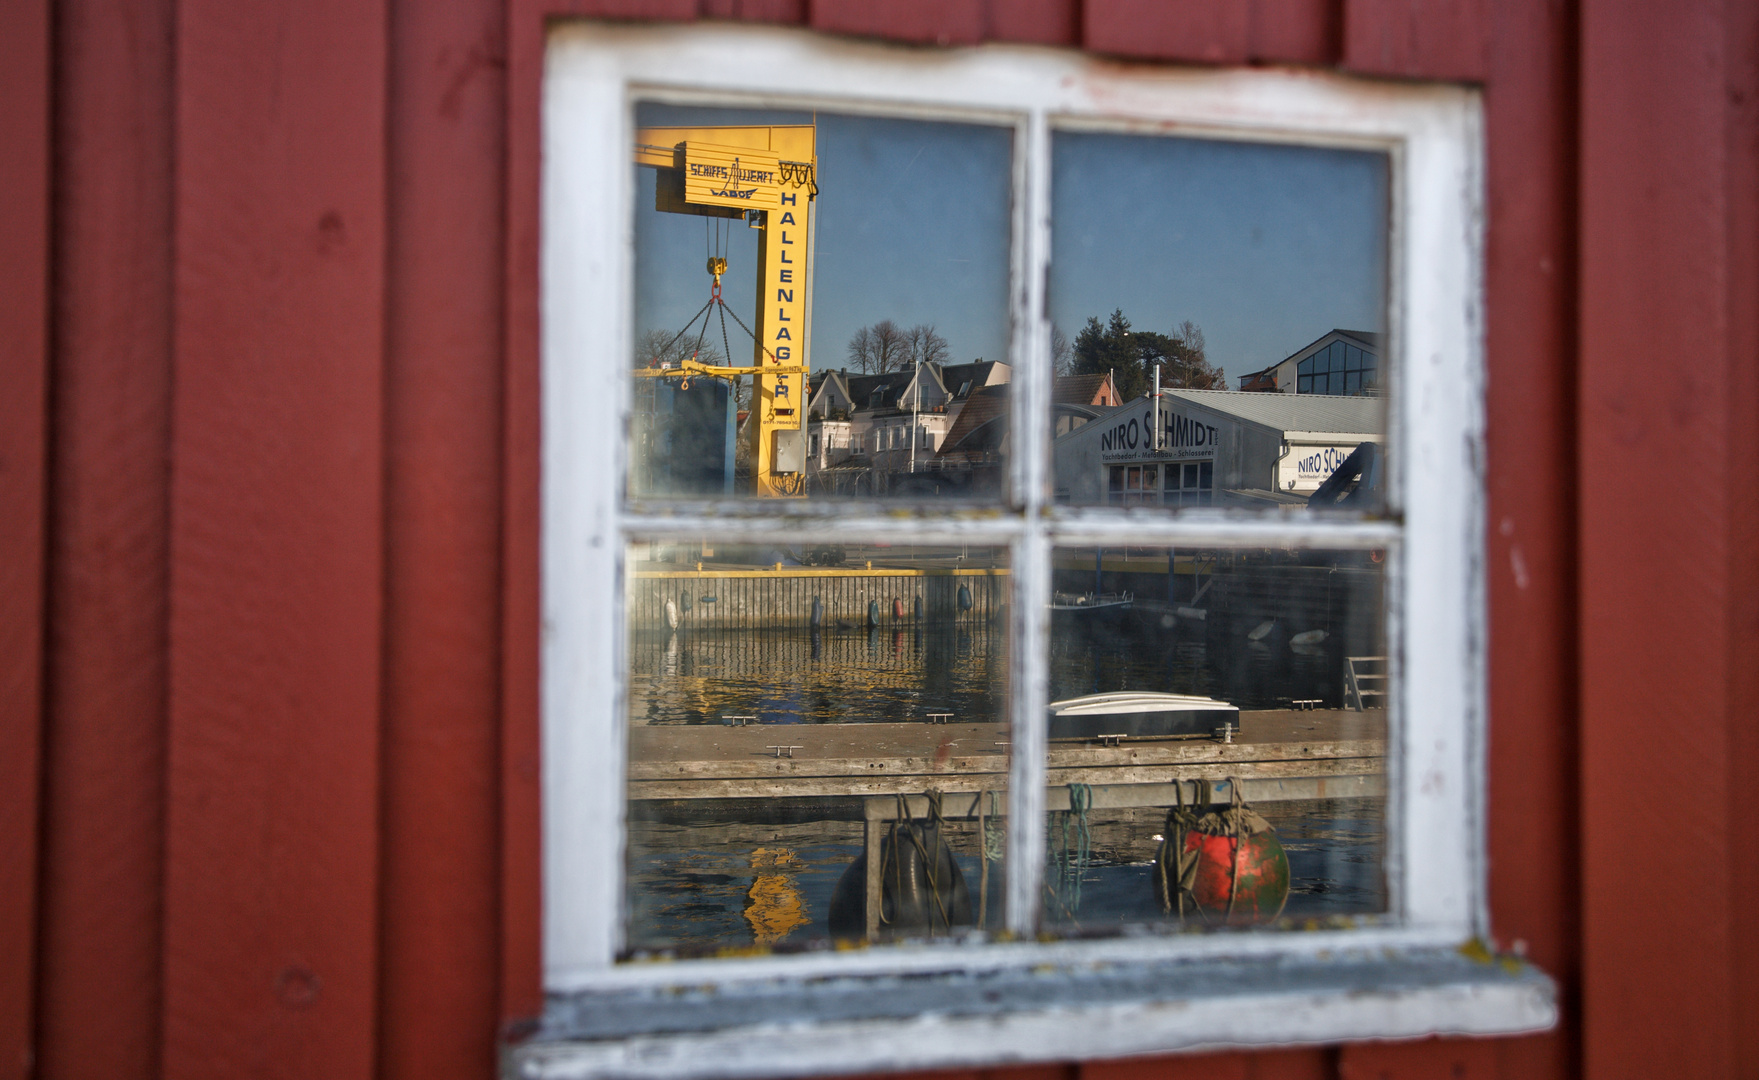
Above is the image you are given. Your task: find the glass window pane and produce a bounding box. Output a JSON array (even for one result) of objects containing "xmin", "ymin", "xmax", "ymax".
[
  {"xmin": 1049, "ymin": 133, "xmax": 1387, "ymax": 512},
  {"xmin": 624, "ymin": 540, "xmax": 1012, "ymax": 956},
  {"xmin": 629, "ymin": 103, "xmax": 1013, "ymax": 502},
  {"xmin": 1044, "ymin": 546, "xmax": 1386, "ymax": 936}
]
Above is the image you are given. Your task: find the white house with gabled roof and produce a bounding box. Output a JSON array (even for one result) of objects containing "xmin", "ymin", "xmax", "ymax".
[{"xmin": 803, "ymin": 360, "xmax": 1010, "ymax": 494}]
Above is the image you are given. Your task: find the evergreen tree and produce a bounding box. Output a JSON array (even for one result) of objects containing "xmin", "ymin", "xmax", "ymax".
[
  {"xmin": 1070, "ymin": 310, "xmax": 1224, "ymax": 398},
  {"xmin": 1073, "ymin": 309, "xmax": 1148, "ymax": 399},
  {"xmin": 1133, "ymin": 320, "xmax": 1226, "ymax": 391}
]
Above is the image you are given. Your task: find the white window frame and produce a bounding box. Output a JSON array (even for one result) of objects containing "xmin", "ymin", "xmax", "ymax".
[{"xmin": 525, "ymin": 21, "xmax": 1551, "ymax": 1078}]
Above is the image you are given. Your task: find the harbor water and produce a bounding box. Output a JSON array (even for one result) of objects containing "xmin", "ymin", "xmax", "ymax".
[{"xmin": 625, "ymin": 617, "xmax": 1386, "ymax": 954}]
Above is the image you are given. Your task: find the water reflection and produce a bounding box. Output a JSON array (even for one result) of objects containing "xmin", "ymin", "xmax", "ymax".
[
  {"xmin": 624, "ymin": 798, "xmax": 1380, "ymax": 951},
  {"xmin": 624, "ymin": 552, "xmax": 1387, "ymax": 954},
  {"xmin": 1032, "ymin": 799, "xmax": 1383, "ymax": 932},
  {"xmin": 628, "ymin": 623, "xmax": 1007, "ymax": 727},
  {"xmin": 626, "ymin": 810, "xmax": 1002, "ymax": 953}
]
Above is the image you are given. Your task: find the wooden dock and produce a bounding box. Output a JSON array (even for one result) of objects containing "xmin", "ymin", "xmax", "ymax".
[
  {"xmin": 627, "ymin": 708, "xmax": 1386, "ymax": 804},
  {"xmin": 629, "ymin": 708, "xmax": 1384, "ymax": 938}
]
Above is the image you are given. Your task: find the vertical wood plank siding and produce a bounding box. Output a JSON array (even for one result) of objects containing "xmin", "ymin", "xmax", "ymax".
[
  {"xmin": 162, "ymin": 0, "xmax": 390, "ymax": 1077},
  {"xmin": 1341, "ymin": 0, "xmax": 1488, "ymax": 81},
  {"xmin": 378, "ymin": 0, "xmax": 508, "ymax": 1077},
  {"xmin": 13, "ymin": 0, "xmax": 1755, "ymax": 1078},
  {"xmin": 1577, "ymin": 1, "xmax": 1758, "ymax": 1078},
  {"xmin": 1475, "ymin": 0, "xmax": 1581, "ymax": 1076},
  {"xmin": 810, "ymin": 1, "xmax": 988, "ymax": 45},
  {"xmin": 1722, "ymin": 6, "xmax": 1759, "ymax": 1070},
  {"xmin": 35, "ymin": 0, "xmax": 176, "ymax": 1077},
  {"xmin": 1084, "ymin": 0, "xmax": 1340, "ymax": 66},
  {"xmin": 0, "ymin": 0, "xmax": 50, "ymax": 1075}
]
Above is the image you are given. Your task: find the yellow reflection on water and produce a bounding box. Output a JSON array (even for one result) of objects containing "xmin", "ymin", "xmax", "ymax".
[{"xmin": 744, "ymin": 847, "xmax": 810, "ymax": 944}]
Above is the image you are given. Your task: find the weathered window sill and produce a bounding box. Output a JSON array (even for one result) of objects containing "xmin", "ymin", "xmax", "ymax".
[{"xmin": 506, "ymin": 947, "xmax": 1555, "ymax": 1080}]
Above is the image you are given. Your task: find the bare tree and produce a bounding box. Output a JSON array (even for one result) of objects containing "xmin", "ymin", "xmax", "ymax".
[
  {"xmin": 1161, "ymin": 319, "xmax": 1225, "ymax": 389},
  {"xmin": 1171, "ymin": 320, "xmax": 1206, "ymax": 362},
  {"xmin": 904, "ymin": 324, "xmax": 950, "ymax": 369},
  {"xmin": 636, "ymin": 327, "xmax": 727, "ymax": 368},
  {"xmin": 1051, "ymin": 324, "xmax": 1074, "ymax": 375},
  {"xmin": 846, "ymin": 319, "xmax": 910, "ymax": 374}
]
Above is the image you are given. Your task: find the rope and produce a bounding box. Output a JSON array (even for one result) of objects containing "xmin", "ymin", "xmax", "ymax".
[
  {"xmin": 883, "ymin": 790, "xmax": 955, "ymax": 934},
  {"xmin": 981, "ymin": 790, "xmax": 1004, "ymax": 863},
  {"xmin": 1225, "ymin": 777, "xmax": 1245, "ymax": 919},
  {"xmin": 977, "ymin": 790, "xmax": 998, "ymax": 929},
  {"xmin": 1052, "ymin": 783, "xmax": 1093, "ymax": 914},
  {"xmin": 1159, "ymin": 780, "xmax": 1212, "ymax": 925}
]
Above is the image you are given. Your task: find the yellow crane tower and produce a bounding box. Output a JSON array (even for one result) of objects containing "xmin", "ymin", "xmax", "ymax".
[{"xmin": 632, "ymin": 125, "xmax": 817, "ymax": 497}]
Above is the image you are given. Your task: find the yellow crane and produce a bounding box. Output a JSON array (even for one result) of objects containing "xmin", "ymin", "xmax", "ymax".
[{"xmin": 633, "ymin": 126, "xmax": 817, "ymax": 497}]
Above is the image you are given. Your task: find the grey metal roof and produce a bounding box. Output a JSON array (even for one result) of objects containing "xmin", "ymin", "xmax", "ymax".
[{"xmin": 1165, "ymin": 388, "xmax": 1383, "ymax": 435}]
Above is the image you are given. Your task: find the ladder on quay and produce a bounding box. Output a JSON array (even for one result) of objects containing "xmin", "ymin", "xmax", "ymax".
[{"xmin": 1344, "ymin": 656, "xmax": 1387, "ymax": 710}]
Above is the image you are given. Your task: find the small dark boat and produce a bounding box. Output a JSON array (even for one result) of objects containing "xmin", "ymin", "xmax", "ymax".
[{"xmin": 1047, "ymin": 691, "xmax": 1238, "ymax": 740}]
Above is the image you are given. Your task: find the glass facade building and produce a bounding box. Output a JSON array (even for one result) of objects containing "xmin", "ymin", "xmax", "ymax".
[{"xmin": 1296, "ymin": 338, "xmax": 1379, "ymax": 395}]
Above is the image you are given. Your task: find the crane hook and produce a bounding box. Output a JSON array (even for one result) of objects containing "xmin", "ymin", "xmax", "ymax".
[{"xmin": 706, "ymin": 256, "xmax": 727, "ymax": 304}]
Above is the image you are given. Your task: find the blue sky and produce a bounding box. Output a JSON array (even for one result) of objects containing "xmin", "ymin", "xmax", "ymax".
[
  {"xmin": 632, "ymin": 104, "xmax": 1386, "ymax": 382},
  {"xmin": 1049, "ymin": 132, "xmax": 1388, "ymax": 378}
]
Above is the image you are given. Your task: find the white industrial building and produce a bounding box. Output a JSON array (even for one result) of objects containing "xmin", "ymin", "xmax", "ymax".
[{"xmin": 1052, "ymin": 388, "xmax": 1383, "ymax": 506}]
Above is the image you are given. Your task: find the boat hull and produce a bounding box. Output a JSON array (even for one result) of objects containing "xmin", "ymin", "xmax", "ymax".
[{"xmin": 1047, "ymin": 692, "xmax": 1238, "ymax": 740}]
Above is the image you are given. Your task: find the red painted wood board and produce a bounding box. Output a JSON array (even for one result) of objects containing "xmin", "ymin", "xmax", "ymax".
[
  {"xmin": 1578, "ymin": 0, "xmax": 1746, "ymax": 1077},
  {"xmin": 699, "ymin": 0, "xmax": 806, "ymax": 23},
  {"xmin": 1084, "ymin": 1047, "xmax": 1333, "ymax": 1079},
  {"xmin": 161, "ymin": 0, "xmax": 390, "ymax": 1076},
  {"xmin": 1085, "ymin": 0, "xmax": 1254, "ymax": 64},
  {"xmin": 1084, "ymin": 0, "xmax": 1337, "ymax": 66},
  {"xmin": 1474, "ymin": 10, "xmax": 1584, "ymax": 1080},
  {"xmin": 503, "ymin": 0, "xmax": 551, "ymax": 1030},
  {"xmin": 376, "ymin": 0, "xmax": 510, "ymax": 1077},
  {"xmin": 1341, "ymin": 0, "xmax": 1487, "ymax": 82},
  {"xmin": 33, "ymin": 0, "xmax": 176, "ymax": 1076},
  {"xmin": 810, "ymin": 0, "xmax": 988, "ymax": 46},
  {"xmin": 1337, "ymin": 1036, "xmax": 1498, "ymax": 1079},
  {"xmin": 1479, "ymin": 0, "xmax": 1579, "ymax": 1071},
  {"xmin": 0, "ymin": 0, "xmax": 50, "ymax": 1075},
  {"xmin": 1723, "ymin": 2, "xmax": 1759, "ymax": 1069},
  {"xmin": 986, "ymin": 0, "xmax": 1080, "ymax": 47}
]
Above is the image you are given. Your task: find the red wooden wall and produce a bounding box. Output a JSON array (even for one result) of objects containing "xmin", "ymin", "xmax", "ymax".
[{"xmin": 3, "ymin": 0, "xmax": 1755, "ymax": 1078}]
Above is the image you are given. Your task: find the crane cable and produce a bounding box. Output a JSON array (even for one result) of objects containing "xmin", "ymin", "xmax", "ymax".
[{"xmin": 648, "ymin": 215, "xmax": 782, "ymax": 377}]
